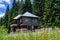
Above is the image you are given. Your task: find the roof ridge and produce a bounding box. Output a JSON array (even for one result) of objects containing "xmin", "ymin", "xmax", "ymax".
[{"xmin": 13, "ymin": 12, "xmax": 38, "ymax": 19}]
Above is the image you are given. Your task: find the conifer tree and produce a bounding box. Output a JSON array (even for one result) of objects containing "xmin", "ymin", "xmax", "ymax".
[
  {"xmin": 33, "ymin": 0, "xmax": 45, "ymax": 25},
  {"xmin": 0, "ymin": 18, "xmax": 3, "ymax": 26},
  {"xmin": 4, "ymin": 5, "xmax": 10, "ymax": 28},
  {"xmin": 23, "ymin": 0, "xmax": 32, "ymax": 13},
  {"xmin": 33, "ymin": 0, "xmax": 45, "ymax": 16},
  {"xmin": 17, "ymin": 0, "xmax": 24, "ymax": 14},
  {"xmin": 43, "ymin": 0, "xmax": 60, "ymax": 26},
  {"xmin": 42, "ymin": 0, "xmax": 53, "ymax": 26},
  {"xmin": 49, "ymin": 0, "xmax": 60, "ymax": 26},
  {"xmin": 0, "ymin": 18, "xmax": 1, "ymax": 26},
  {"xmin": 10, "ymin": 0, "xmax": 17, "ymax": 18}
]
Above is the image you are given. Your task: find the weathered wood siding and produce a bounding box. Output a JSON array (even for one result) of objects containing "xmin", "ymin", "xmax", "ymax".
[{"xmin": 21, "ymin": 17, "xmax": 38, "ymax": 26}]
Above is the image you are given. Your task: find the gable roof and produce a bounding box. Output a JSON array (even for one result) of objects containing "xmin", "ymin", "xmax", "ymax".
[
  {"xmin": 13, "ymin": 12, "xmax": 39, "ymax": 19},
  {"xmin": 22, "ymin": 12, "xmax": 38, "ymax": 18}
]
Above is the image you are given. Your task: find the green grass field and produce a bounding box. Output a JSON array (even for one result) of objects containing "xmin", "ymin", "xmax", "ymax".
[{"xmin": 0, "ymin": 26, "xmax": 60, "ymax": 40}]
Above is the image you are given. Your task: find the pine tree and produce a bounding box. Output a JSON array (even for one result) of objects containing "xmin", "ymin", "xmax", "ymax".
[
  {"xmin": 43, "ymin": 0, "xmax": 54, "ymax": 26},
  {"xmin": 0, "ymin": 18, "xmax": 3, "ymax": 26},
  {"xmin": 17, "ymin": 0, "xmax": 24, "ymax": 14},
  {"xmin": 50, "ymin": 0, "xmax": 60, "ymax": 26},
  {"xmin": 4, "ymin": 5, "xmax": 10, "ymax": 28},
  {"xmin": 10, "ymin": 0, "xmax": 18, "ymax": 18},
  {"xmin": 43, "ymin": 0, "xmax": 60, "ymax": 26},
  {"xmin": 33, "ymin": 0, "xmax": 45, "ymax": 25},
  {"xmin": 0, "ymin": 18, "xmax": 1, "ymax": 26},
  {"xmin": 33, "ymin": 0, "xmax": 45, "ymax": 16},
  {"xmin": 23, "ymin": 0, "xmax": 32, "ymax": 13}
]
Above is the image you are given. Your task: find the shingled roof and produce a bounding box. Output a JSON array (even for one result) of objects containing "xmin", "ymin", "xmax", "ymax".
[{"xmin": 13, "ymin": 12, "xmax": 38, "ymax": 19}]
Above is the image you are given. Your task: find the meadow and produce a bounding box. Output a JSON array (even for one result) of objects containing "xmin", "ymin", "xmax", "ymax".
[{"xmin": 0, "ymin": 26, "xmax": 60, "ymax": 40}]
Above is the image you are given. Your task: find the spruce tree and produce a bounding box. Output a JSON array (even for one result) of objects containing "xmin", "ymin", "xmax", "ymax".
[
  {"xmin": 0, "ymin": 18, "xmax": 3, "ymax": 26},
  {"xmin": 0, "ymin": 18, "xmax": 1, "ymax": 26},
  {"xmin": 4, "ymin": 5, "xmax": 10, "ymax": 28},
  {"xmin": 33, "ymin": 0, "xmax": 45, "ymax": 25},
  {"xmin": 23, "ymin": 0, "xmax": 32, "ymax": 13},
  {"xmin": 17, "ymin": 0, "xmax": 24, "ymax": 14},
  {"xmin": 10, "ymin": 0, "xmax": 17, "ymax": 18},
  {"xmin": 43, "ymin": 0, "xmax": 60, "ymax": 26},
  {"xmin": 50, "ymin": 0, "xmax": 60, "ymax": 26},
  {"xmin": 43, "ymin": 0, "xmax": 53, "ymax": 26},
  {"xmin": 33, "ymin": 0, "xmax": 45, "ymax": 16}
]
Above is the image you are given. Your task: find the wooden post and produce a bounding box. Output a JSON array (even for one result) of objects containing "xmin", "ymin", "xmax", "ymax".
[
  {"xmin": 21, "ymin": 27, "xmax": 23, "ymax": 32},
  {"xmin": 31, "ymin": 25, "xmax": 34, "ymax": 31},
  {"xmin": 32, "ymin": 25, "xmax": 34, "ymax": 29},
  {"xmin": 10, "ymin": 25, "xmax": 14, "ymax": 32},
  {"xmin": 31, "ymin": 25, "xmax": 35, "ymax": 31}
]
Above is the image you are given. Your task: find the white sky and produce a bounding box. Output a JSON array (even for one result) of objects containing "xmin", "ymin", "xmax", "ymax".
[
  {"xmin": 3, "ymin": 0, "xmax": 10, "ymax": 4},
  {"xmin": 0, "ymin": 13, "xmax": 5, "ymax": 17},
  {"xmin": 0, "ymin": 0, "xmax": 10, "ymax": 18},
  {"xmin": 0, "ymin": 0, "xmax": 3, "ymax": 3},
  {"xmin": 0, "ymin": 0, "xmax": 10, "ymax": 4},
  {"xmin": 0, "ymin": 4, "xmax": 5, "ymax": 8}
]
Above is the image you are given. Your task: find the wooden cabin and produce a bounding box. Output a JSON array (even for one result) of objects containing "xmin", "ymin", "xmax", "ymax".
[{"xmin": 10, "ymin": 12, "xmax": 39, "ymax": 32}]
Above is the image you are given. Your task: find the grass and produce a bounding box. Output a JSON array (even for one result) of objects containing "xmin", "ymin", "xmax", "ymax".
[{"xmin": 0, "ymin": 26, "xmax": 60, "ymax": 40}]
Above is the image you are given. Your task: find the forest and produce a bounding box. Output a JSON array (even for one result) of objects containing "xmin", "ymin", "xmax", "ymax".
[
  {"xmin": 0, "ymin": 0, "xmax": 60, "ymax": 29},
  {"xmin": 0, "ymin": 0, "xmax": 60, "ymax": 40}
]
